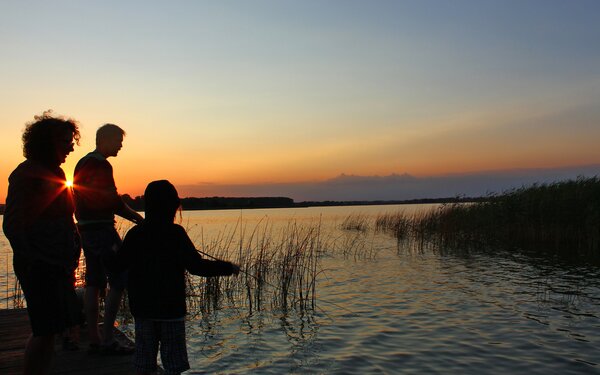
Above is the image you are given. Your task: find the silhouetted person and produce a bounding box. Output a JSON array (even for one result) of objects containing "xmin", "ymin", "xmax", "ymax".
[
  {"xmin": 3, "ymin": 111, "xmax": 82, "ymax": 375},
  {"xmin": 111, "ymin": 180, "xmax": 239, "ymax": 375},
  {"xmin": 73, "ymin": 124, "xmax": 143, "ymax": 354}
]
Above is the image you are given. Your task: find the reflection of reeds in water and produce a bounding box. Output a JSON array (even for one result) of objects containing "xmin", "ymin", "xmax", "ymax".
[{"xmin": 376, "ymin": 177, "xmax": 600, "ymax": 257}]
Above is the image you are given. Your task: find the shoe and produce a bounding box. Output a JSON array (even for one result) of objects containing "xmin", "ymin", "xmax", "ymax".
[{"xmin": 100, "ymin": 341, "xmax": 134, "ymax": 355}]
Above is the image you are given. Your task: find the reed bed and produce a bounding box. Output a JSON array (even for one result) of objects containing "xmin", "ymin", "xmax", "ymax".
[
  {"xmin": 185, "ymin": 219, "xmax": 325, "ymax": 316},
  {"xmin": 376, "ymin": 177, "xmax": 600, "ymax": 257},
  {"xmin": 3, "ymin": 216, "xmax": 366, "ymax": 320},
  {"xmin": 186, "ymin": 215, "xmax": 382, "ymax": 316},
  {"xmin": 340, "ymin": 213, "xmax": 370, "ymax": 232}
]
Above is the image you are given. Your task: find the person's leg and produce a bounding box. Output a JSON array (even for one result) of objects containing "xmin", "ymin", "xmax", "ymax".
[
  {"xmin": 62, "ymin": 272, "xmax": 82, "ymax": 351},
  {"xmin": 14, "ymin": 258, "xmax": 62, "ymax": 374},
  {"xmin": 23, "ymin": 334, "xmax": 55, "ymax": 375},
  {"xmin": 24, "ymin": 334, "xmax": 55, "ymax": 375},
  {"xmin": 81, "ymin": 228, "xmax": 109, "ymax": 348},
  {"xmin": 159, "ymin": 321, "xmax": 190, "ymax": 375},
  {"xmin": 62, "ymin": 325, "xmax": 80, "ymax": 351},
  {"xmin": 84, "ymin": 286, "xmax": 101, "ymax": 346},
  {"xmin": 134, "ymin": 319, "xmax": 160, "ymax": 375},
  {"xmin": 102, "ymin": 286, "xmax": 123, "ymax": 345},
  {"xmin": 101, "ymin": 227, "xmax": 127, "ymax": 348}
]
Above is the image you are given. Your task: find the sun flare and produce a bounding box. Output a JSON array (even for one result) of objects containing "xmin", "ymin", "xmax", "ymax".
[{"xmin": 65, "ymin": 180, "xmax": 73, "ymax": 188}]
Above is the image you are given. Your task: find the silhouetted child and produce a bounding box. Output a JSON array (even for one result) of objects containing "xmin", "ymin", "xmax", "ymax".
[{"xmin": 113, "ymin": 180, "xmax": 239, "ymax": 375}]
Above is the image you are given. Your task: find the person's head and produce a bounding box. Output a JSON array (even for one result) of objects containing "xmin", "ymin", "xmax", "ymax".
[
  {"xmin": 144, "ymin": 180, "xmax": 181, "ymax": 223},
  {"xmin": 22, "ymin": 110, "xmax": 81, "ymax": 166},
  {"xmin": 96, "ymin": 123, "xmax": 125, "ymax": 158}
]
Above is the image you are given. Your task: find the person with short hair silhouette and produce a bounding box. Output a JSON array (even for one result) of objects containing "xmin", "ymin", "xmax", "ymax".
[
  {"xmin": 73, "ymin": 123, "xmax": 143, "ymax": 354},
  {"xmin": 3, "ymin": 110, "xmax": 82, "ymax": 375}
]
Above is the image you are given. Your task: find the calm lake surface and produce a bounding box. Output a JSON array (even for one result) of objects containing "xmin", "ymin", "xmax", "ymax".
[{"xmin": 2, "ymin": 204, "xmax": 600, "ymax": 374}]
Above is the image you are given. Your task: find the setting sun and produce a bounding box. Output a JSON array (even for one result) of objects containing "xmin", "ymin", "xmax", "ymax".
[{"xmin": 65, "ymin": 180, "xmax": 73, "ymax": 188}]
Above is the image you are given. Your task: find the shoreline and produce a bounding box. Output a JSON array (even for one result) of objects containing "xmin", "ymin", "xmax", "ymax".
[{"xmin": 0, "ymin": 197, "xmax": 483, "ymax": 215}]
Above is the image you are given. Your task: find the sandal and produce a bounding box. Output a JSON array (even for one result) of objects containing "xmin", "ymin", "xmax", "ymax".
[{"xmin": 100, "ymin": 341, "xmax": 135, "ymax": 355}]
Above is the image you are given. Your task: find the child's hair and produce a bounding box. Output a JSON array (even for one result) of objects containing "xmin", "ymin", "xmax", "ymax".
[{"xmin": 144, "ymin": 180, "xmax": 181, "ymax": 223}]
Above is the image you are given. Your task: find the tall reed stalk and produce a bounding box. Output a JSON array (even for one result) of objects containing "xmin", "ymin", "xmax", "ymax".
[{"xmin": 186, "ymin": 219, "xmax": 325, "ymax": 316}]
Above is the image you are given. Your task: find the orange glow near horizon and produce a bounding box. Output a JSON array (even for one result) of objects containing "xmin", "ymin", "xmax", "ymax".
[{"xmin": 2, "ymin": 117, "xmax": 600, "ymax": 204}]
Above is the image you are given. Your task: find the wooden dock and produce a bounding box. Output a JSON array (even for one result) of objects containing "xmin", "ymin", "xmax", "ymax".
[{"xmin": 0, "ymin": 309, "xmax": 138, "ymax": 375}]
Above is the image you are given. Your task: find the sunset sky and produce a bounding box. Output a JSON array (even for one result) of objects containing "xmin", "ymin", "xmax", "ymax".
[{"xmin": 1, "ymin": 1, "xmax": 600, "ymax": 202}]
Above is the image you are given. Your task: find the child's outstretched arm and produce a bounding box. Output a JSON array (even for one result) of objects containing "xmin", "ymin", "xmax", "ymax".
[
  {"xmin": 177, "ymin": 226, "xmax": 239, "ymax": 277},
  {"xmin": 186, "ymin": 252, "xmax": 239, "ymax": 277}
]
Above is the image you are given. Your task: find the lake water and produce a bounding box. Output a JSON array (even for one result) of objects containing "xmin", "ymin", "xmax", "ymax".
[{"xmin": 1, "ymin": 204, "xmax": 600, "ymax": 374}]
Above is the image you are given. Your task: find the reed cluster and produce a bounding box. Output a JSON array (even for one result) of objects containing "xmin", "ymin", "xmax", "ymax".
[
  {"xmin": 376, "ymin": 177, "xmax": 600, "ymax": 256},
  {"xmin": 340, "ymin": 213, "xmax": 370, "ymax": 232},
  {"xmin": 186, "ymin": 219, "xmax": 323, "ymax": 316}
]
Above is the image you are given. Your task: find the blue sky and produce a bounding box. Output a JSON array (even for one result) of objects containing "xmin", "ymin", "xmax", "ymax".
[{"xmin": 1, "ymin": 1, "xmax": 600, "ymax": 201}]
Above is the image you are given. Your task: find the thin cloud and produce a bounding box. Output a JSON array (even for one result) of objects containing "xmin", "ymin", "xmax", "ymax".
[{"xmin": 177, "ymin": 164, "xmax": 600, "ymax": 202}]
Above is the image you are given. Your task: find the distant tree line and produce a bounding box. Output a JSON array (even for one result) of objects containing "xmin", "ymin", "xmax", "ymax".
[
  {"xmin": 294, "ymin": 197, "xmax": 485, "ymax": 208},
  {"xmin": 121, "ymin": 195, "xmax": 295, "ymax": 211},
  {"xmin": 0, "ymin": 196, "xmax": 484, "ymax": 215}
]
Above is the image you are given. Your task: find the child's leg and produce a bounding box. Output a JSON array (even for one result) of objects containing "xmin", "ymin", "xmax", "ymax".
[
  {"xmin": 159, "ymin": 320, "xmax": 190, "ymax": 375},
  {"xmin": 134, "ymin": 319, "xmax": 160, "ymax": 374}
]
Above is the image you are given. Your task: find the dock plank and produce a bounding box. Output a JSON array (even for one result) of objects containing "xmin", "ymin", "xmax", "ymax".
[{"xmin": 0, "ymin": 309, "xmax": 139, "ymax": 375}]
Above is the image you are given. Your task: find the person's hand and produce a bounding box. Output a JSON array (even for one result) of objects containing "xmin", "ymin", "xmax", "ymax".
[
  {"xmin": 231, "ymin": 263, "xmax": 241, "ymax": 276},
  {"xmin": 134, "ymin": 215, "xmax": 144, "ymax": 225}
]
